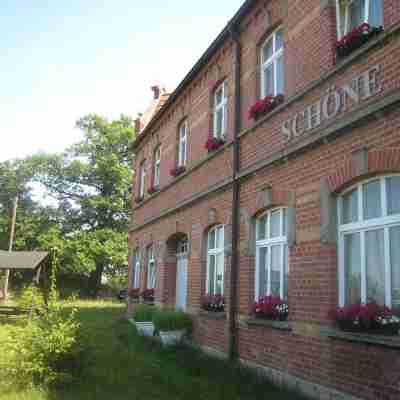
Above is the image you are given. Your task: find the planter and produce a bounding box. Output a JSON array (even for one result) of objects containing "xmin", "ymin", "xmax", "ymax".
[
  {"xmin": 337, "ymin": 320, "xmax": 400, "ymax": 336},
  {"xmin": 135, "ymin": 321, "xmax": 155, "ymax": 337},
  {"xmin": 159, "ymin": 329, "xmax": 186, "ymax": 346}
]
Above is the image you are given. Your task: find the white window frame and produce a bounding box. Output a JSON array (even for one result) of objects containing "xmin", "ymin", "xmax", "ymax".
[
  {"xmin": 178, "ymin": 121, "xmax": 188, "ymax": 167},
  {"xmin": 147, "ymin": 245, "xmax": 156, "ymax": 289},
  {"xmin": 206, "ymin": 225, "xmax": 225, "ymax": 295},
  {"xmin": 260, "ymin": 27, "xmax": 284, "ymax": 98},
  {"xmin": 335, "ymin": 0, "xmax": 383, "ymax": 39},
  {"xmin": 153, "ymin": 146, "xmax": 161, "ymax": 187},
  {"xmin": 139, "ymin": 160, "xmax": 146, "ymax": 198},
  {"xmin": 133, "ymin": 249, "xmax": 141, "ymax": 289},
  {"xmin": 213, "ymin": 81, "xmax": 228, "ymax": 139},
  {"xmin": 337, "ymin": 175, "xmax": 400, "ymax": 307},
  {"xmin": 255, "ymin": 207, "xmax": 289, "ymax": 301}
]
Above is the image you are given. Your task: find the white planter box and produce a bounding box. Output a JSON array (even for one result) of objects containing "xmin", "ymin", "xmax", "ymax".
[
  {"xmin": 159, "ymin": 329, "xmax": 186, "ymax": 346},
  {"xmin": 135, "ymin": 321, "xmax": 155, "ymax": 337}
]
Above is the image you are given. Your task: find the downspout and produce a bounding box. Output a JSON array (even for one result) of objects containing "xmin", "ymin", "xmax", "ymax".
[{"xmin": 228, "ymin": 23, "xmax": 241, "ymax": 360}]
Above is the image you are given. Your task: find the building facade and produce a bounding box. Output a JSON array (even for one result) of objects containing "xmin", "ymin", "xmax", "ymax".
[{"xmin": 129, "ymin": 1, "xmax": 400, "ymax": 399}]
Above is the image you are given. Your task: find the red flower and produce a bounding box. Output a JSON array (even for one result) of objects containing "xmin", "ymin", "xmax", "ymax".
[
  {"xmin": 141, "ymin": 288, "xmax": 155, "ymax": 300},
  {"xmin": 251, "ymin": 295, "xmax": 288, "ymax": 320},
  {"xmin": 170, "ymin": 166, "xmax": 186, "ymax": 177},
  {"xmin": 128, "ymin": 288, "xmax": 140, "ymax": 299},
  {"xmin": 147, "ymin": 186, "xmax": 158, "ymax": 195},
  {"xmin": 202, "ymin": 294, "xmax": 224, "ymax": 312},
  {"xmin": 205, "ymin": 136, "xmax": 225, "ymax": 152},
  {"xmin": 248, "ymin": 94, "xmax": 284, "ymax": 120},
  {"xmin": 134, "ymin": 196, "xmax": 144, "ymax": 204}
]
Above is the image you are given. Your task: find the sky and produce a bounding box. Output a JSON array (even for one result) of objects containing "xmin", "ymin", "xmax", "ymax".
[{"xmin": 0, "ymin": 0, "xmax": 244, "ymax": 162}]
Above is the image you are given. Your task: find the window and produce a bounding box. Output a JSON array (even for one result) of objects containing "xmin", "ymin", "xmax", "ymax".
[
  {"xmin": 139, "ymin": 160, "xmax": 146, "ymax": 198},
  {"xmin": 133, "ymin": 249, "xmax": 141, "ymax": 289},
  {"xmin": 260, "ymin": 28, "xmax": 284, "ymax": 98},
  {"xmin": 147, "ymin": 245, "xmax": 156, "ymax": 289},
  {"xmin": 336, "ymin": 0, "xmax": 383, "ymax": 38},
  {"xmin": 153, "ymin": 146, "xmax": 161, "ymax": 187},
  {"xmin": 255, "ymin": 208, "xmax": 289, "ymax": 301},
  {"xmin": 206, "ymin": 225, "xmax": 225, "ymax": 295},
  {"xmin": 178, "ymin": 121, "xmax": 188, "ymax": 167},
  {"xmin": 213, "ymin": 81, "xmax": 228, "ymax": 139},
  {"xmin": 338, "ymin": 176, "xmax": 400, "ymax": 309}
]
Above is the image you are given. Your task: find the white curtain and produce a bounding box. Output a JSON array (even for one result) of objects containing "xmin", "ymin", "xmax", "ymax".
[{"xmin": 366, "ymin": 229, "xmax": 385, "ymax": 305}]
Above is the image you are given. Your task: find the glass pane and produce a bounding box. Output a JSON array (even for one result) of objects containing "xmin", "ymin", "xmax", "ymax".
[
  {"xmin": 363, "ymin": 180, "xmax": 382, "ymax": 220},
  {"xmin": 271, "ymin": 245, "xmax": 282, "ymax": 297},
  {"xmin": 270, "ymin": 209, "xmax": 281, "ymax": 238},
  {"xmin": 275, "ymin": 30, "xmax": 284, "ymax": 51},
  {"xmin": 216, "ymin": 253, "xmax": 224, "ymax": 295},
  {"xmin": 276, "ymin": 55, "xmax": 284, "ymax": 95},
  {"xmin": 366, "ymin": 229, "xmax": 385, "ymax": 306},
  {"xmin": 342, "ymin": 188, "xmax": 358, "ymax": 224},
  {"xmin": 345, "ymin": 233, "xmax": 361, "ymax": 304},
  {"xmin": 258, "ymin": 247, "xmax": 268, "ymax": 298},
  {"xmin": 215, "ymin": 109, "xmax": 223, "ymax": 138},
  {"xmin": 209, "ymin": 229, "xmax": 216, "ymax": 250},
  {"xmin": 262, "ymin": 38, "xmax": 273, "ymax": 62},
  {"xmin": 349, "ymin": 0, "xmax": 365, "ymax": 31},
  {"xmin": 283, "ymin": 245, "xmax": 288, "ymax": 300},
  {"xmin": 216, "ymin": 226, "xmax": 224, "ymax": 249},
  {"xmin": 208, "ymin": 255, "xmax": 215, "ymax": 295},
  {"xmin": 257, "ymin": 215, "xmax": 267, "ymax": 241},
  {"xmin": 369, "ymin": 0, "xmax": 383, "ymax": 27},
  {"xmin": 387, "ymin": 177, "xmax": 400, "ymax": 216},
  {"xmin": 263, "ymin": 63, "xmax": 274, "ymax": 97},
  {"xmin": 390, "ymin": 226, "xmax": 400, "ymax": 310},
  {"xmin": 215, "ymin": 87, "xmax": 223, "ymax": 105},
  {"xmin": 282, "ymin": 208, "xmax": 288, "ymax": 237}
]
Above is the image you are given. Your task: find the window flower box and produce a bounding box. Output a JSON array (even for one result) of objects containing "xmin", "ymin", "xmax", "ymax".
[
  {"xmin": 170, "ymin": 166, "xmax": 186, "ymax": 177},
  {"xmin": 248, "ymin": 94, "xmax": 284, "ymax": 121},
  {"xmin": 251, "ymin": 296, "xmax": 289, "ymax": 321},
  {"xmin": 128, "ymin": 288, "xmax": 140, "ymax": 300},
  {"xmin": 134, "ymin": 196, "xmax": 144, "ymax": 204},
  {"xmin": 201, "ymin": 294, "xmax": 224, "ymax": 312},
  {"xmin": 334, "ymin": 302, "xmax": 400, "ymax": 336},
  {"xmin": 147, "ymin": 186, "xmax": 159, "ymax": 195},
  {"xmin": 336, "ymin": 23, "xmax": 383, "ymax": 59},
  {"xmin": 205, "ymin": 136, "xmax": 225, "ymax": 152},
  {"xmin": 141, "ymin": 288, "xmax": 155, "ymax": 303}
]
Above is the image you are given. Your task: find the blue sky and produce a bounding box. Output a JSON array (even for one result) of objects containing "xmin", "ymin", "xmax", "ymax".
[{"xmin": 0, "ymin": 0, "xmax": 244, "ymax": 161}]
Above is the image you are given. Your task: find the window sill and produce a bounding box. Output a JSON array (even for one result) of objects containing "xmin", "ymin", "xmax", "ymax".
[
  {"xmin": 320, "ymin": 327, "xmax": 400, "ymax": 349},
  {"xmin": 245, "ymin": 318, "xmax": 291, "ymax": 331},
  {"xmin": 198, "ymin": 310, "xmax": 226, "ymax": 320}
]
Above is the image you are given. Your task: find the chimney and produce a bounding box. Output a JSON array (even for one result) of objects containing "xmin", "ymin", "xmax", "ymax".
[
  {"xmin": 151, "ymin": 85, "xmax": 160, "ymax": 100},
  {"xmin": 134, "ymin": 113, "xmax": 143, "ymax": 134}
]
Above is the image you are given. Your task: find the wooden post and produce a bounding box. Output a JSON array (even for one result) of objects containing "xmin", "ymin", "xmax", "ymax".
[{"xmin": 4, "ymin": 196, "xmax": 18, "ymax": 301}]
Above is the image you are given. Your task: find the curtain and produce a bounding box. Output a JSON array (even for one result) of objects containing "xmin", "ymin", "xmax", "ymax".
[
  {"xmin": 363, "ymin": 179, "xmax": 381, "ymax": 220},
  {"xmin": 345, "ymin": 232, "xmax": 361, "ymax": 304},
  {"xmin": 387, "ymin": 177, "xmax": 400, "ymax": 216},
  {"xmin": 366, "ymin": 229, "xmax": 385, "ymax": 305}
]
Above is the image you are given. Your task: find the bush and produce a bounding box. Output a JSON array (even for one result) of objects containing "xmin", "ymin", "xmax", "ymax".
[
  {"xmin": 152, "ymin": 309, "xmax": 192, "ymax": 332},
  {"xmin": 133, "ymin": 304, "xmax": 155, "ymax": 322},
  {"xmin": 15, "ymin": 285, "xmax": 45, "ymax": 312}
]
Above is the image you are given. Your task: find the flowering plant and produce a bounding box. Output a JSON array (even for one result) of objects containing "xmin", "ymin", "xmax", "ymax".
[
  {"xmin": 251, "ymin": 295, "xmax": 289, "ymax": 321},
  {"xmin": 334, "ymin": 302, "xmax": 400, "ymax": 335},
  {"xmin": 141, "ymin": 288, "xmax": 155, "ymax": 302},
  {"xmin": 128, "ymin": 288, "xmax": 140, "ymax": 299},
  {"xmin": 134, "ymin": 196, "xmax": 144, "ymax": 204},
  {"xmin": 147, "ymin": 186, "xmax": 158, "ymax": 195},
  {"xmin": 201, "ymin": 294, "xmax": 224, "ymax": 312},
  {"xmin": 170, "ymin": 166, "xmax": 186, "ymax": 177},
  {"xmin": 248, "ymin": 94, "xmax": 284, "ymax": 121},
  {"xmin": 205, "ymin": 136, "xmax": 225, "ymax": 152},
  {"xmin": 336, "ymin": 23, "xmax": 383, "ymax": 59}
]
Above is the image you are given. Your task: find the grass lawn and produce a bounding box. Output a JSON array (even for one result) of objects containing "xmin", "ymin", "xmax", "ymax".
[{"xmin": 0, "ymin": 301, "xmax": 305, "ymax": 400}]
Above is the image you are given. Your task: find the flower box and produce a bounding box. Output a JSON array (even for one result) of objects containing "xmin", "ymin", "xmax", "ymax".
[
  {"xmin": 128, "ymin": 288, "xmax": 140, "ymax": 300},
  {"xmin": 141, "ymin": 288, "xmax": 155, "ymax": 303},
  {"xmin": 251, "ymin": 296, "xmax": 289, "ymax": 321},
  {"xmin": 248, "ymin": 94, "xmax": 284, "ymax": 121},
  {"xmin": 336, "ymin": 23, "xmax": 383, "ymax": 59},
  {"xmin": 205, "ymin": 137, "xmax": 225, "ymax": 152},
  {"xmin": 334, "ymin": 302, "xmax": 400, "ymax": 336},
  {"xmin": 170, "ymin": 166, "xmax": 186, "ymax": 177},
  {"xmin": 134, "ymin": 196, "xmax": 144, "ymax": 204},
  {"xmin": 147, "ymin": 186, "xmax": 159, "ymax": 195},
  {"xmin": 201, "ymin": 294, "xmax": 224, "ymax": 312}
]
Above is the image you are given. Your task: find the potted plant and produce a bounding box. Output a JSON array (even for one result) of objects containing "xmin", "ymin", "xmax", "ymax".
[
  {"xmin": 251, "ymin": 295, "xmax": 289, "ymax": 321},
  {"xmin": 248, "ymin": 94, "xmax": 284, "ymax": 121},
  {"xmin": 133, "ymin": 304, "xmax": 156, "ymax": 337},
  {"xmin": 128, "ymin": 288, "xmax": 140, "ymax": 302},
  {"xmin": 201, "ymin": 294, "xmax": 225, "ymax": 312},
  {"xmin": 152, "ymin": 309, "xmax": 192, "ymax": 346},
  {"xmin": 334, "ymin": 302, "xmax": 400, "ymax": 335}
]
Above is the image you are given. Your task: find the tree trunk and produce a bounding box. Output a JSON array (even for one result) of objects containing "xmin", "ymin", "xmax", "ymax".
[{"xmin": 88, "ymin": 263, "xmax": 104, "ymax": 298}]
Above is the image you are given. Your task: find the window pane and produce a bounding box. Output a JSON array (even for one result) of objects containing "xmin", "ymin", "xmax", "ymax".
[
  {"xmin": 215, "ymin": 109, "xmax": 223, "ymax": 138},
  {"xmin": 257, "ymin": 215, "xmax": 267, "ymax": 240},
  {"xmin": 387, "ymin": 177, "xmax": 400, "ymax": 216},
  {"xmin": 283, "ymin": 245, "xmax": 288, "ymax": 300},
  {"xmin": 216, "ymin": 226, "xmax": 224, "ymax": 249},
  {"xmin": 271, "ymin": 245, "xmax": 282, "ymax": 297},
  {"xmin": 369, "ymin": 0, "xmax": 383, "ymax": 27},
  {"xmin": 345, "ymin": 233, "xmax": 361, "ymax": 304},
  {"xmin": 366, "ymin": 229, "xmax": 385, "ymax": 306},
  {"xmin": 270, "ymin": 209, "xmax": 281, "ymax": 238},
  {"xmin": 275, "ymin": 30, "xmax": 284, "ymax": 51},
  {"xmin": 349, "ymin": 0, "xmax": 365, "ymax": 31},
  {"xmin": 216, "ymin": 253, "xmax": 224, "ymax": 295},
  {"xmin": 209, "ymin": 229, "xmax": 216, "ymax": 250},
  {"xmin": 276, "ymin": 55, "xmax": 284, "ymax": 95},
  {"xmin": 208, "ymin": 255, "xmax": 216, "ymax": 295},
  {"xmin": 215, "ymin": 87, "xmax": 223, "ymax": 105},
  {"xmin": 363, "ymin": 180, "xmax": 382, "ymax": 220},
  {"xmin": 263, "ymin": 63, "xmax": 274, "ymax": 97},
  {"xmin": 262, "ymin": 39, "xmax": 273, "ymax": 62},
  {"xmin": 258, "ymin": 247, "xmax": 268, "ymax": 298},
  {"xmin": 282, "ymin": 208, "xmax": 288, "ymax": 236},
  {"xmin": 342, "ymin": 188, "xmax": 358, "ymax": 224},
  {"xmin": 390, "ymin": 226, "xmax": 400, "ymax": 310}
]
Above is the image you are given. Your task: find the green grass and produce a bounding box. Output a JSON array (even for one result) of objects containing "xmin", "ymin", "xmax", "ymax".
[{"xmin": 0, "ymin": 300, "xmax": 305, "ymax": 400}]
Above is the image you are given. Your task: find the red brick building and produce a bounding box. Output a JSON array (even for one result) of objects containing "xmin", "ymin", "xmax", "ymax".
[{"xmin": 128, "ymin": 1, "xmax": 400, "ymax": 399}]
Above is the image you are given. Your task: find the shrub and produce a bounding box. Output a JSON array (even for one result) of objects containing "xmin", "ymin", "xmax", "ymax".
[
  {"xmin": 16, "ymin": 285, "xmax": 45, "ymax": 312},
  {"xmin": 134, "ymin": 304, "xmax": 155, "ymax": 322},
  {"xmin": 152, "ymin": 309, "xmax": 192, "ymax": 332}
]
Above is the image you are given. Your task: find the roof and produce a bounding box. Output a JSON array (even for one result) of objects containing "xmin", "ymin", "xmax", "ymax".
[
  {"xmin": 139, "ymin": 90, "xmax": 170, "ymax": 133},
  {"xmin": 131, "ymin": 0, "xmax": 254, "ymax": 150},
  {"xmin": 0, "ymin": 251, "xmax": 49, "ymax": 270}
]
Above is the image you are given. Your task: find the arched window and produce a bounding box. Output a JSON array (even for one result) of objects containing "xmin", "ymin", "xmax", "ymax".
[
  {"xmin": 147, "ymin": 245, "xmax": 156, "ymax": 289},
  {"xmin": 133, "ymin": 248, "xmax": 141, "ymax": 289},
  {"xmin": 338, "ymin": 175, "xmax": 400, "ymax": 308},
  {"xmin": 255, "ymin": 207, "xmax": 288, "ymax": 300},
  {"xmin": 206, "ymin": 225, "xmax": 224, "ymax": 295}
]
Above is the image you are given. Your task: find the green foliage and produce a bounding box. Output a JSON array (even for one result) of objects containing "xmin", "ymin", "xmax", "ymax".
[
  {"xmin": 134, "ymin": 304, "xmax": 156, "ymax": 322},
  {"xmin": 107, "ymin": 273, "xmax": 128, "ymax": 293},
  {"xmin": 152, "ymin": 309, "xmax": 193, "ymax": 332},
  {"xmin": 15, "ymin": 285, "xmax": 45, "ymax": 312}
]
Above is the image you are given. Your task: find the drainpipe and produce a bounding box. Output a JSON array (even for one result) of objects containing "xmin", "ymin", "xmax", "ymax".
[{"xmin": 228, "ymin": 23, "xmax": 241, "ymax": 360}]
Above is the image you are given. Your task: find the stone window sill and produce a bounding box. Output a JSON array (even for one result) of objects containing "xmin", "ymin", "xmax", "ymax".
[
  {"xmin": 320, "ymin": 327, "xmax": 400, "ymax": 349},
  {"xmin": 245, "ymin": 318, "xmax": 291, "ymax": 331},
  {"xmin": 198, "ymin": 310, "xmax": 226, "ymax": 320}
]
